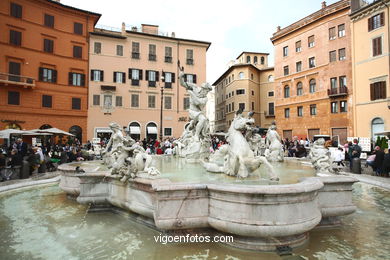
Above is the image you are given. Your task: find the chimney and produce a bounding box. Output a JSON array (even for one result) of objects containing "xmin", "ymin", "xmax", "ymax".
[
  {"xmin": 277, "ymin": 26, "xmax": 281, "ymax": 32},
  {"xmin": 171, "ymin": 32, "xmax": 176, "ymax": 38},
  {"xmin": 322, "ymin": 1, "xmax": 327, "ymax": 9},
  {"xmin": 121, "ymin": 22, "xmax": 126, "ymax": 36},
  {"xmin": 141, "ymin": 24, "xmax": 159, "ymax": 35}
]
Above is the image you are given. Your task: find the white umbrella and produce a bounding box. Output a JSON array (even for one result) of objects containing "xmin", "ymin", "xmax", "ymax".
[
  {"xmin": 32, "ymin": 128, "xmax": 74, "ymax": 136},
  {"xmin": 375, "ymin": 131, "xmax": 390, "ymax": 136},
  {"xmin": 0, "ymin": 129, "xmax": 34, "ymax": 139}
]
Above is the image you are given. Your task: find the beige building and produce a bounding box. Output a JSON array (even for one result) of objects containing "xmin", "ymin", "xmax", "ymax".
[
  {"xmin": 87, "ymin": 24, "xmax": 210, "ymax": 141},
  {"xmin": 214, "ymin": 52, "xmax": 275, "ymax": 132},
  {"xmin": 271, "ymin": 0, "xmax": 353, "ymax": 143},
  {"xmin": 350, "ymin": 0, "xmax": 390, "ymax": 140}
]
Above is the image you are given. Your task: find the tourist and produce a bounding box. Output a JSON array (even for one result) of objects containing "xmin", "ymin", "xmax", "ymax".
[
  {"xmin": 366, "ymin": 153, "xmax": 376, "ymax": 169},
  {"xmin": 349, "ymin": 139, "xmax": 362, "ymax": 171},
  {"xmin": 334, "ymin": 147, "xmax": 345, "ymax": 167},
  {"xmin": 373, "ymin": 146, "xmax": 385, "ymax": 176},
  {"xmin": 382, "ymin": 149, "xmax": 390, "ymax": 177},
  {"xmin": 164, "ymin": 146, "xmax": 173, "ymax": 155}
]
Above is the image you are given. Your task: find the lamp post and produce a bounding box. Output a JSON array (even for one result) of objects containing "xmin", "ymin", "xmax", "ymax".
[{"xmin": 159, "ymin": 71, "xmax": 165, "ymax": 142}]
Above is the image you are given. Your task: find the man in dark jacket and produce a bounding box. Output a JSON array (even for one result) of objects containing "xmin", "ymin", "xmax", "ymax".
[{"xmin": 373, "ymin": 146, "xmax": 384, "ymax": 176}]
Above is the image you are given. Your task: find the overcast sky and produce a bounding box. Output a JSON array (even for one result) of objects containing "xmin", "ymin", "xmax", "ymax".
[{"xmin": 62, "ymin": 0, "xmax": 340, "ymax": 83}]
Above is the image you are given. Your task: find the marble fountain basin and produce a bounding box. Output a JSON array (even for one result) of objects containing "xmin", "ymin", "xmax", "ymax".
[{"xmin": 58, "ymin": 157, "xmax": 358, "ymax": 251}]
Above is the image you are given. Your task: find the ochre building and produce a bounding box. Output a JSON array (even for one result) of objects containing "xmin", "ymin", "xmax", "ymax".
[
  {"xmin": 271, "ymin": 0, "xmax": 353, "ymax": 143},
  {"xmin": 0, "ymin": 0, "xmax": 100, "ymax": 142}
]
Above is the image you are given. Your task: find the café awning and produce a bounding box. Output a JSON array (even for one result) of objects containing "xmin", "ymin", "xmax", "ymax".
[
  {"xmin": 147, "ymin": 126, "xmax": 158, "ymax": 134},
  {"xmin": 129, "ymin": 126, "xmax": 141, "ymax": 134}
]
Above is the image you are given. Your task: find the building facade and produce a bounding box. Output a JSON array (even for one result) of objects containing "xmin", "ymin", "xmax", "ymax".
[
  {"xmin": 214, "ymin": 52, "xmax": 275, "ymax": 132},
  {"xmin": 0, "ymin": 0, "xmax": 100, "ymax": 142},
  {"xmin": 350, "ymin": 0, "xmax": 390, "ymax": 140},
  {"xmin": 87, "ymin": 24, "xmax": 210, "ymax": 141},
  {"xmin": 271, "ymin": 0, "xmax": 353, "ymax": 143}
]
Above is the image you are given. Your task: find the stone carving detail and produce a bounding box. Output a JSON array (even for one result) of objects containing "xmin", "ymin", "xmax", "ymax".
[
  {"xmin": 264, "ymin": 122, "xmax": 284, "ymax": 162},
  {"xmin": 203, "ymin": 109, "xmax": 278, "ymax": 180},
  {"xmin": 309, "ymin": 138, "xmax": 332, "ymax": 174},
  {"xmin": 103, "ymin": 122, "xmax": 160, "ymax": 182},
  {"xmin": 177, "ymin": 62, "xmax": 212, "ymax": 161}
]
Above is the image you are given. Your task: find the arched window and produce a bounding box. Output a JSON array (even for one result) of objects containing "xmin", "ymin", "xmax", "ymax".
[
  {"xmin": 40, "ymin": 124, "xmax": 52, "ymax": 130},
  {"xmin": 372, "ymin": 117, "xmax": 385, "ymax": 140},
  {"xmin": 246, "ymin": 56, "xmax": 251, "ymax": 63},
  {"xmin": 309, "ymin": 79, "xmax": 316, "ymax": 93},
  {"xmin": 268, "ymin": 75, "xmax": 274, "ymax": 82},
  {"xmin": 254, "ymin": 56, "xmax": 258, "ymax": 64},
  {"xmin": 284, "ymin": 85, "xmax": 290, "ymax": 98},
  {"xmin": 128, "ymin": 122, "xmax": 141, "ymax": 141},
  {"xmin": 239, "ymin": 72, "xmax": 244, "ymax": 79},
  {"xmin": 297, "ymin": 82, "xmax": 303, "ymax": 96},
  {"xmin": 261, "ymin": 56, "xmax": 265, "ymax": 64},
  {"xmin": 146, "ymin": 122, "xmax": 158, "ymax": 141},
  {"xmin": 69, "ymin": 125, "xmax": 82, "ymax": 142},
  {"xmin": 251, "ymin": 73, "xmax": 254, "ymax": 80}
]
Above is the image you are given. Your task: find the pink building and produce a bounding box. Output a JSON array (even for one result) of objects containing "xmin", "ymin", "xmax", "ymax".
[{"xmin": 88, "ymin": 24, "xmax": 210, "ymax": 141}]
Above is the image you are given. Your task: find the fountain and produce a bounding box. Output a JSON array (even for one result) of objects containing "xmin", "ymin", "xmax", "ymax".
[{"xmin": 56, "ymin": 64, "xmax": 358, "ymax": 252}]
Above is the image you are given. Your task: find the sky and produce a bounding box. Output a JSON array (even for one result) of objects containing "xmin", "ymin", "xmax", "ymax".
[{"xmin": 62, "ymin": 0, "xmax": 340, "ymax": 83}]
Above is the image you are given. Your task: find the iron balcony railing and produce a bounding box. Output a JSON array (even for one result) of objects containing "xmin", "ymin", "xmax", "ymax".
[{"xmin": 328, "ymin": 86, "xmax": 348, "ymax": 97}]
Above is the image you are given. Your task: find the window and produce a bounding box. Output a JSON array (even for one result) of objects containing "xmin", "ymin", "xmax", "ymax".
[
  {"xmin": 340, "ymin": 100, "xmax": 347, "ymax": 112},
  {"xmin": 283, "ymin": 66, "xmax": 289, "ymax": 76},
  {"xmin": 236, "ymin": 89, "xmax": 245, "ymax": 95},
  {"xmin": 165, "ymin": 47, "xmax": 172, "ymax": 63},
  {"xmin": 8, "ymin": 62, "xmax": 20, "ymax": 82},
  {"xmin": 297, "ymin": 106, "xmax": 303, "ymax": 117},
  {"xmin": 232, "ymin": 102, "xmax": 235, "ymax": 111},
  {"xmin": 251, "ymin": 73, "xmax": 254, "ymax": 80},
  {"xmin": 330, "ymin": 77, "xmax": 338, "ymax": 89},
  {"xmin": 185, "ymin": 74, "xmax": 196, "ymax": 84},
  {"xmin": 261, "ymin": 56, "xmax": 265, "ymax": 64},
  {"xmin": 94, "ymin": 42, "xmax": 101, "ymax": 54},
  {"xmin": 232, "ymin": 74, "xmax": 234, "ymax": 80},
  {"xmin": 308, "ymin": 35, "xmax": 315, "ymax": 48},
  {"xmin": 297, "ymin": 82, "xmax": 303, "ymax": 96},
  {"xmin": 246, "ymin": 56, "xmax": 251, "ymax": 63},
  {"xmin": 184, "ymin": 97, "xmax": 190, "ymax": 110},
  {"xmin": 91, "ymin": 70, "xmax": 103, "ymax": 82},
  {"xmin": 329, "ymin": 50, "xmax": 336, "ymax": 62},
  {"xmin": 148, "ymin": 95, "xmax": 156, "ymax": 108},
  {"xmin": 43, "ymin": 39, "xmax": 54, "ymax": 53},
  {"xmin": 370, "ymin": 81, "xmax": 386, "ymax": 100},
  {"xmin": 338, "ymin": 48, "xmax": 346, "ymax": 60},
  {"xmin": 331, "ymin": 102, "xmax": 338, "ymax": 113},
  {"xmin": 283, "ymin": 46, "xmax": 288, "ymax": 57},
  {"xmin": 164, "ymin": 128, "xmax": 172, "ymax": 136},
  {"xmin": 309, "ymin": 57, "xmax": 315, "ymax": 68},
  {"xmin": 132, "ymin": 42, "xmax": 140, "ymax": 59},
  {"xmin": 284, "ymin": 108, "xmax": 290, "ymax": 118},
  {"xmin": 73, "ymin": 46, "xmax": 82, "ymax": 58},
  {"xmin": 149, "ymin": 44, "xmax": 156, "ymax": 61},
  {"xmin": 131, "ymin": 94, "xmax": 139, "ymax": 107},
  {"xmin": 268, "ymin": 102, "xmax": 274, "ymax": 115},
  {"xmin": 368, "ymin": 13, "xmax": 385, "ymax": 31},
  {"xmin": 284, "ymin": 85, "xmax": 290, "ymax": 98},
  {"xmin": 129, "ymin": 69, "xmax": 142, "ymax": 86},
  {"xmin": 310, "ymin": 104, "xmax": 317, "ymax": 115},
  {"xmin": 10, "ymin": 30, "xmax": 21, "ymax": 46},
  {"xmin": 254, "ymin": 56, "xmax": 258, "ymax": 64},
  {"xmin": 329, "ymin": 27, "xmax": 336, "ymax": 40},
  {"xmin": 309, "ymin": 79, "xmax": 316, "ymax": 93},
  {"xmin": 116, "ymin": 45, "xmax": 123, "ymax": 56},
  {"xmin": 147, "ymin": 70, "xmax": 159, "ymax": 87},
  {"xmin": 251, "ymin": 102, "xmax": 254, "ymax": 111},
  {"xmin": 339, "ymin": 76, "xmax": 347, "ymax": 88},
  {"xmin": 39, "ymin": 67, "xmax": 57, "ymax": 83},
  {"xmin": 295, "ymin": 41, "xmax": 301, "ymax": 52},
  {"xmin": 164, "ymin": 96, "xmax": 172, "ymax": 109},
  {"xmin": 296, "ymin": 61, "xmax": 302, "ymax": 72},
  {"xmin": 42, "ymin": 95, "xmax": 52, "ymax": 108},
  {"xmin": 338, "ymin": 24, "xmax": 345, "ymax": 37},
  {"xmin": 10, "ymin": 3, "xmax": 22, "ymax": 18},
  {"xmin": 228, "ymin": 104, "xmax": 231, "ymax": 112},
  {"xmin": 69, "ymin": 72, "xmax": 85, "ymax": 86},
  {"xmin": 93, "ymin": 95, "xmax": 100, "ymax": 105},
  {"xmin": 74, "ymin": 22, "xmax": 83, "ymax": 35},
  {"xmin": 268, "ymin": 75, "xmax": 274, "ymax": 82},
  {"xmin": 186, "ymin": 49, "xmax": 194, "ymax": 65},
  {"xmin": 103, "ymin": 95, "xmax": 112, "ymax": 109},
  {"xmin": 8, "ymin": 91, "xmax": 20, "ymax": 105},
  {"xmin": 113, "ymin": 72, "xmax": 126, "ymax": 83},
  {"xmin": 44, "ymin": 14, "xmax": 54, "ymax": 28},
  {"xmin": 251, "ymin": 90, "xmax": 254, "ymax": 95},
  {"xmin": 163, "ymin": 72, "xmax": 175, "ymax": 88},
  {"xmin": 372, "ymin": 37, "xmax": 382, "ymax": 56},
  {"xmin": 72, "ymin": 98, "xmax": 81, "ymax": 110},
  {"xmin": 116, "ymin": 96, "xmax": 122, "ymax": 107},
  {"xmin": 268, "ymin": 91, "xmax": 274, "ymax": 97},
  {"xmin": 239, "ymin": 103, "xmax": 245, "ymax": 111},
  {"xmin": 239, "ymin": 72, "xmax": 244, "ymax": 79}
]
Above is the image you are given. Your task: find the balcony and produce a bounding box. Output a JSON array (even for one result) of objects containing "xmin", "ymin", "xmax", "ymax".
[
  {"xmin": 131, "ymin": 52, "xmax": 140, "ymax": 59},
  {"xmin": 148, "ymin": 54, "xmax": 156, "ymax": 61},
  {"xmin": 264, "ymin": 111, "xmax": 275, "ymax": 118},
  {"xmin": 328, "ymin": 86, "xmax": 348, "ymax": 97},
  {"xmin": 164, "ymin": 56, "xmax": 172, "ymax": 63},
  {"xmin": 0, "ymin": 72, "xmax": 35, "ymax": 88}
]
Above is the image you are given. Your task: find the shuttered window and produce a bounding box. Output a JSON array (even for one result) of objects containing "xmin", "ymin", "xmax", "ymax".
[
  {"xmin": 10, "ymin": 30, "xmax": 21, "ymax": 46},
  {"xmin": 370, "ymin": 81, "xmax": 386, "ymax": 101},
  {"xmin": 10, "ymin": 3, "xmax": 22, "ymax": 18},
  {"xmin": 44, "ymin": 14, "xmax": 54, "ymax": 27},
  {"xmin": 74, "ymin": 22, "xmax": 83, "ymax": 35},
  {"xmin": 73, "ymin": 46, "xmax": 82, "ymax": 58},
  {"xmin": 42, "ymin": 95, "xmax": 52, "ymax": 108},
  {"xmin": 44, "ymin": 39, "xmax": 54, "ymax": 53},
  {"xmin": 368, "ymin": 12, "xmax": 385, "ymax": 31},
  {"xmin": 372, "ymin": 37, "xmax": 382, "ymax": 56},
  {"xmin": 72, "ymin": 98, "xmax": 81, "ymax": 110}
]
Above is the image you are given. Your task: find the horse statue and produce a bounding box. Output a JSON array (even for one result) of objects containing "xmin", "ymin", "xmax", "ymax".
[{"xmin": 203, "ymin": 110, "xmax": 278, "ymax": 180}]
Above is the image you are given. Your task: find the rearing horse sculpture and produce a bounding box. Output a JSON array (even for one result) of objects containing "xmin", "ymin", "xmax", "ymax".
[{"xmin": 203, "ymin": 110, "xmax": 279, "ymax": 180}]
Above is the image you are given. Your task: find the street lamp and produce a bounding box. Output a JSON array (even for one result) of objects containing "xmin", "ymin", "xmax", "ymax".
[{"xmin": 159, "ymin": 71, "xmax": 165, "ymax": 142}]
